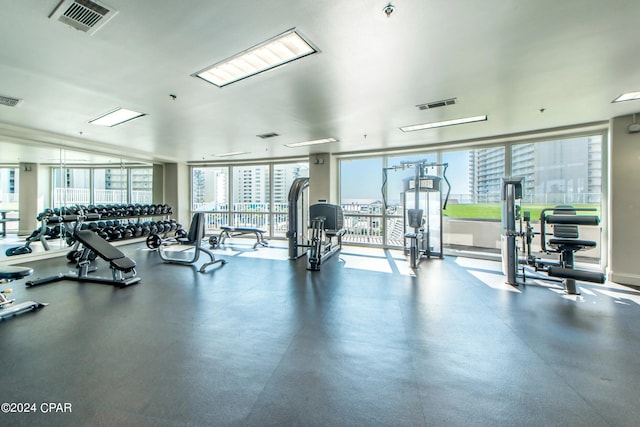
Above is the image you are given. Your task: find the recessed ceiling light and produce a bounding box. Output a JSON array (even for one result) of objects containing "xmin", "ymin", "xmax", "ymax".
[
  {"xmin": 214, "ymin": 151, "xmax": 250, "ymax": 157},
  {"xmin": 89, "ymin": 108, "xmax": 146, "ymax": 127},
  {"xmin": 284, "ymin": 137, "xmax": 337, "ymax": 148},
  {"xmin": 400, "ymin": 115, "xmax": 487, "ymax": 132},
  {"xmin": 194, "ymin": 28, "xmax": 318, "ymax": 87},
  {"xmin": 612, "ymin": 91, "xmax": 640, "ymax": 103}
]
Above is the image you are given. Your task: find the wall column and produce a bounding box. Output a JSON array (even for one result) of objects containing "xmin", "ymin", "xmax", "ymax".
[
  {"xmin": 609, "ymin": 113, "xmax": 640, "ymax": 285},
  {"xmin": 308, "ymin": 153, "xmax": 337, "ymax": 204},
  {"xmin": 18, "ymin": 162, "xmax": 46, "ymax": 236},
  {"xmin": 164, "ymin": 162, "xmax": 190, "ymax": 225}
]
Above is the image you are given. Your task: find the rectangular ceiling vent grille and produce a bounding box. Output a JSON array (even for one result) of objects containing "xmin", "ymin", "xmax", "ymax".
[
  {"xmin": 416, "ymin": 98, "xmax": 457, "ymax": 110},
  {"xmin": 0, "ymin": 95, "xmax": 23, "ymax": 107},
  {"xmin": 49, "ymin": 0, "xmax": 118, "ymax": 35},
  {"xmin": 256, "ymin": 132, "xmax": 280, "ymax": 139}
]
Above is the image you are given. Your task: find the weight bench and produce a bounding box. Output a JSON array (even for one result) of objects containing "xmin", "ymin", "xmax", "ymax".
[
  {"xmin": 26, "ymin": 229, "xmax": 141, "ymax": 288},
  {"xmin": 1, "ymin": 266, "xmax": 47, "ymax": 320},
  {"xmin": 215, "ymin": 225, "xmax": 268, "ymax": 249}
]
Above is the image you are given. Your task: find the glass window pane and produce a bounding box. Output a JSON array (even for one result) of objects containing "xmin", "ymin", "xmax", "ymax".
[
  {"xmin": 54, "ymin": 168, "xmax": 91, "ymax": 207},
  {"xmin": 273, "ymin": 162, "xmax": 309, "ymax": 237},
  {"xmin": 0, "ymin": 167, "xmax": 19, "ymax": 211},
  {"xmin": 511, "ymin": 135, "xmax": 602, "ymax": 264},
  {"xmin": 192, "ymin": 167, "xmax": 229, "ymax": 211},
  {"xmin": 130, "ymin": 167, "xmax": 153, "ymax": 204},
  {"xmin": 512, "ymin": 136, "xmax": 602, "ymax": 206},
  {"xmin": 232, "ymin": 165, "xmax": 270, "ymax": 212},
  {"xmin": 441, "ymin": 147, "xmax": 505, "ymax": 255},
  {"xmin": 340, "ymin": 157, "xmax": 384, "ymax": 245},
  {"xmin": 93, "ymin": 168, "xmax": 127, "ymax": 204},
  {"xmin": 0, "ymin": 167, "xmax": 19, "ymax": 236}
]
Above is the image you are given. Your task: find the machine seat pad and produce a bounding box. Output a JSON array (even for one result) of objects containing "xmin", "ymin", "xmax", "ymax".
[
  {"xmin": 548, "ymin": 238, "xmax": 597, "ymax": 248},
  {"xmin": 0, "ymin": 266, "xmax": 34, "ymax": 280},
  {"xmin": 76, "ymin": 230, "xmax": 126, "ymax": 261}
]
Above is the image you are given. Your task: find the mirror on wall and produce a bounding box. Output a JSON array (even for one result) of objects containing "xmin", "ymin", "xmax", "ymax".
[{"xmin": 0, "ymin": 139, "xmax": 153, "ymax": 262}]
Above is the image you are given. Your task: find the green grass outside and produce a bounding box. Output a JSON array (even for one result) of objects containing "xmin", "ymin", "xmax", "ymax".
[{"xmin": 443, "ymin": 203, "xmax": 601, "ymax": 220}]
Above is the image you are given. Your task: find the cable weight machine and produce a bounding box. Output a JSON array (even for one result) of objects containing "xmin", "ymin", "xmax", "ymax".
[{"xmin": 383, "ymin": 160, "xmax": 451, "ymax": 268}]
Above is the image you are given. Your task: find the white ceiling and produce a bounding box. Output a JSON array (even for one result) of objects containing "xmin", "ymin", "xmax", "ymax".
[{"xmin": 1, "ymin": 0, "xmax": 639, "ymax": 165}]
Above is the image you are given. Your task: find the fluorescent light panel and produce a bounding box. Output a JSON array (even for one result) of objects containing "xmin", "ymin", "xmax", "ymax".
[
  {"xmin": 215, "ymin": 151, "xmax": 250, "ymax": 157},
  {"xmin": 285, "ymin": 137, "xmax": 337, "ymax": 148},
  {"xmin": 194, "ymin": 29, "xmax": 318, "ymax": 87},
  {"xmin": 89, "ymin": 108, "xmax": 146, "ymax": 127},
  {"xmin": 612, "ymin": 91, "xmax": 640, "ymax": 103},
  {"xmin": 400, "ymin": 115, "xmax": 487, "ymax": 132}
]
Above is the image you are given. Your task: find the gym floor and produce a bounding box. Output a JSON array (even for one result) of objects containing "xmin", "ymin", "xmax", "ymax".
[{"xmin": 1, "ymin": 239, "xmax": 640, "ymax": 426}]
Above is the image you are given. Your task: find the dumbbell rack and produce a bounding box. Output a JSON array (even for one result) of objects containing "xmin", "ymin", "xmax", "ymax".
[{"xmin": 6, "ymin": 204, "xmax": 182, "ymax": 257}]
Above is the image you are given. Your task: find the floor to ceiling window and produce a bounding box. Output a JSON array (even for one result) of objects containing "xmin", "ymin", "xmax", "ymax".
[
  {"xmin": 336, "ymin": 132, "xmax": 604, "ymax": 264},
  {"xmin": 191, "ymin": 161, "xmax": 309, "ymax": 238}
]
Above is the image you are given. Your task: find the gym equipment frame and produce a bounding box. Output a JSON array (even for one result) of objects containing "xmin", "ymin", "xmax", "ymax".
[
  {"xmin": 26, "ymin": 229, "xmax": 141, "ymax": 288},
  {"xmin": 306, "ymin": 203, "xmax": 346, "ymax": 271},
  {"xmin": 383, "ymin": 160, "xmax": 451, "ymax": 268},
  {"xmin": 287, "ymin": 177, "xmax": 310, "ymax": 260},
  {"xmin": 158, "ymin": 212, "xmax": 226, "ymax": 273},
  {"xmin": 500, "ymin": 177, "xmax": 605, "ymax": 294}
]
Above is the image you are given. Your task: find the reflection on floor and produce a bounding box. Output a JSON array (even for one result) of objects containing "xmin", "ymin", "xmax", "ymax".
[{"xmin": 1, "ymin": 239, "xmax": 639, "ymax": 426}]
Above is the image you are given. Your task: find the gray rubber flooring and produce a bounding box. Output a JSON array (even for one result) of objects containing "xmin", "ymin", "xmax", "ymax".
[{"xmin": 1, "ymin": 241, "xmax": 639, "ymax": 426}]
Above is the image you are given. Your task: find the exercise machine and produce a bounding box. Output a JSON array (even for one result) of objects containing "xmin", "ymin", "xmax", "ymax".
[
  {"xmin": 157, "ymin": 212, "xmax": 226, "ymax": 273},
  {"xmin": 501, "ymin": 177, "xmax": 605, "ymax": 294},
  {"xmin": 26, "ymin": 229, "xmax": 141, "ymax": 287},
  {"xmin": 383, "ymin": 160, "xmax": 451, "ymax": 268},
  {"xmin": 306, "ymin": 203, "xmax": 346, "ymax": 271},
  {"xmin": 287, "ymin": 177, "xmax": 310, "ymax": 260},
  {"xmin": 1, "ymin": 266, "xmax": 47, "ymax": 320},
  {"xmin": 286, "ymin": 178, "xmax": 345, "ymax": 270}
]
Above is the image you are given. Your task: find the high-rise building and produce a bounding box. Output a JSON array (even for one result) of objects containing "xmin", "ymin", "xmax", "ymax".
[{"xmin": 471, "ymin": 136, "xmax": 602, "ymax": 204}]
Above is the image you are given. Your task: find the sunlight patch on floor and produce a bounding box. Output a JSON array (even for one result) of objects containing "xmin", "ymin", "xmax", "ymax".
[
  {"xmin": 595, "ymin": 288, "xmax": 640, "ymax": 306},
  {"xmin": 339, "ymin": 254, "xmax": 393, "ymax": 273}
]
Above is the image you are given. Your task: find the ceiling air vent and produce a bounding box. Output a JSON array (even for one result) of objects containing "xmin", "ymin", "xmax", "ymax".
[
  {"xmin": 416, "ymin": 98, "xmax": 457, "ymax": 110},
  {"xmin": 49, "ymin": 0, "xmax": 118, "ymax": 35},
  {"xmin": 0, "ymin": 95, "xmax": 23, "ymax": 107},
  {"xmin": 256, "ymin": 132, "xmax": 280, "ymax": 139}
]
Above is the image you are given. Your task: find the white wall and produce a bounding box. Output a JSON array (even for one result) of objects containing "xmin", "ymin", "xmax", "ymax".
[{"xmin": 609, "ymin": 113, "xmax": 640, "ymax": 285}]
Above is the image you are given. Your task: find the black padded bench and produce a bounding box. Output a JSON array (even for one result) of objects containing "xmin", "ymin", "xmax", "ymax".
[
  {"xmin": 27, "ymin": 229, "xmax": 140, "ymax": 288},
  {"xmin": 76, "ymin": 230, "xmax": 137, "ymax": 273},
  {"xmin": 216, "ymin": 226, "xmax": 268, "ymax": 249}
]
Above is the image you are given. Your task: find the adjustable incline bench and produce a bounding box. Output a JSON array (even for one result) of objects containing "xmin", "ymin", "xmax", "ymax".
[
  {"xmin": 215, "ymin": 225, "xmax": 268, "ymax": 249},
  {"xmin": 26, "ymin": 229, "xmax": 140, "ymax": 288}
]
